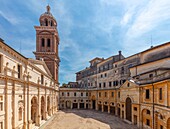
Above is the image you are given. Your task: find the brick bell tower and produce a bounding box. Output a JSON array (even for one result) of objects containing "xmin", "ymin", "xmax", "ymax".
[{"xmin": 34, "ymin": 5, "xmax": 60, "ymax": 83}]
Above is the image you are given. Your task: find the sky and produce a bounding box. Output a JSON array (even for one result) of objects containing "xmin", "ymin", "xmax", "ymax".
[{"xmin": 1, "ymin": 0, "xmax": 170, "ymax": 85}]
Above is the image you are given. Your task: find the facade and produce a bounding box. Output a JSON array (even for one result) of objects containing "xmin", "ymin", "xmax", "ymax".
[
  {"xmin": 60, "ymin": 42, "xmax": 170, "ymax": 129},
  {"xmin": 0, "ymin": 5, "xmax": 59, "ymax": 129}
]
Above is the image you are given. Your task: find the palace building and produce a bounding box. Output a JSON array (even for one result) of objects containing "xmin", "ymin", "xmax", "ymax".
[
  {"xmin": 0, "ymin": 5, "xmax": 59, "ymax": 129},
  {"xmin": 60, "ymin": 42, "xmax": 170, "ymax": 129},
  {"xmin": 1, "ymin": 3, "xmax": 170, "ymax": 129}
]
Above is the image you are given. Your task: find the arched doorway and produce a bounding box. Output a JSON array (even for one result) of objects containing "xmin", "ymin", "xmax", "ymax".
[
  {"xmin": 31, "ymin": 96, "xmax": 38, "ymax": 124},
  {"xmin": 66, "ymin": 101, "xmax": 71, "ymax": 108},
  {"xmin": 47, "ymin": 96, "xmax": 50, "ymax": 116},
  {"xmin": 126, "ymin": 97, "xmax": 132, "ymax": 121},
  {"xmin": 92, "ymin": 95, "xmax": 96, "ymax": 110},
  {"xmin": 167, "ymin": 118, "xmax": 170, "ymax": 129},
  {"xmin": 41, "ymin": 96, "xmax": 45, "ymax": 120}
]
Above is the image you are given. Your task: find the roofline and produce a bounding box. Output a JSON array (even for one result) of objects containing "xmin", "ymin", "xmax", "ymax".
[
  {"xmin": 124, "ymin": 41, "xmax": 170, "ymax": 59},
  {"xmin": 130, "ymin": 56, "xmax": 170, "ymax": 68},
  {"xmin": 0, "ymin": 38, "xmax": 27, "ymax": 59}
]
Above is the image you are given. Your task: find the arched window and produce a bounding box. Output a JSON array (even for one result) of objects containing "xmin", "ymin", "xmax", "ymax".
[
  {"xmin": 51, "ymin": 21, "xmax": 53, "ymax": 26},
  {"xmin": 19, "ymin": 107, "xmax": 22, "ymax": 121},
  {"xmin": 45, "ymin": 19, "xmax": 48, "ymax": 26},
  {"xmin": 47, "ymin": 39, "xmax": 50, "ymax": 47},
  {"xmin": 41, "ymin": 38, "xmax": 45, "ymax": 47}
]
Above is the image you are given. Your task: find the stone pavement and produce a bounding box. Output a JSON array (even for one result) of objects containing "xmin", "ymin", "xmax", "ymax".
[{"xmin": 40, "ymin": 109, "xmax": 139, "ymax": 129}]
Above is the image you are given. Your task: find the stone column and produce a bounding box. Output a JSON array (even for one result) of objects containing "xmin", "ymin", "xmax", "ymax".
[
  {"xmin": 78, "ymin": 102, "xmax": 80, "ymax": 109},
  {"xmin": 64, "ymin": 101, "xmax": 66, "ymax": 109},
  {"xmin": 27, "ymin": 75, "xmax": 32, "ymax": 129},
  {"xmin": 84, "ymin": 102, "xmax": 86, "ymax": 109},
  {"xmin": 71, "ymin": 102, "xmax": 73, "ymax": 109},
  {"xmin": 37, "ymin": 79, "xmax": 41, "ymax": 126},
  {"xmin": 96, "ymin": 102, "xmax": 98, "ymax": 111},
  {"xmin": 44, "ymin": 89, "xmax": 47, "ymax": 120},
  {"xmin": 115, "ymin": 106, "xmax": 118, "ymax": 116},
  {"xmin": 52, "ymin": 91, "xmax": 54, "ymax": 115},
  {"xmin": 108, "ymin": 105, "xmax": 110, "ymax": 114},
  {"xmin": 12, "ymin": 80, "xmax": 16, "ymax": 129},
  {"xmin": 5, "ymin": 75, "xmax": 8, "ymax": 129},
  {"xmin": 23, "ymin": 80, "xmax": 27, "ymax": 129},
  {"xmin": 102, "ymin": 104, "xmax": 104, "ymax": 112}
]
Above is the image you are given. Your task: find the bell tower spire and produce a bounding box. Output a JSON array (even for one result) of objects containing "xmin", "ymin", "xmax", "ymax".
[{"xmin": 34, "ymin": 5, "xmax": 60, "ymax": 83}]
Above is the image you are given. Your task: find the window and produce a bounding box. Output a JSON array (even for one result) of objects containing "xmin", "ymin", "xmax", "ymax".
[
  {"xmin": 159, "ymin": 88, "xmax": 162, "ymax": 100},
  {"xmin": 86, "ymin": 92, "xmax": 88, "ymax": 96},
  {"xmin": 134, "ymin": 107, "xmax": 137, "ymax": 111},
  {"xmin": 62, "ymin": 92, "xmax": 64, "ymax": 96},
  {"xmin": 105, "ymin": 73, "xmax": 107, "ymax": 77},
  {"xmin": 105, "ymin": 92, "xmax": 107, "ymax": 97},
  {"xmin": 127, "ymin": 83, "xmax": 130, "ymax": 87},
  {"xmin": 101, "ymin": 74, "xmax": 103, "ymax": 78},
  {"xmin": 45, "ymin": 19, "xmax": 48, "ymax": 26},
  {"xmin": 118, "ymin": 91, "xmax": 120, "ymax": 98},
  {"xmin": 19, "ymin": 107, "xmax": 22, "ymax": 121},
  {"xmin": 103, "ymin": 82, "xmax": 106, "ymax": 87},
  {"xmin": 149, "ymin": 74, "xmax": 153, "ymax": 78},
  {"xmin": 146, "ymin": 110, "xmax": 150, "ymax": 115},
  {"xmin": 146, "ymin": 89, "xmax": 150, "ymax": 99},
  {"xmin": 41, "ymin": 38, "xmax": 45, "ymax": 47},
  {"xmin": 99, "ymin": 83, "xmax": 101, "ymax": 88},
  {"xmin": 81, "ymin": 92, "xmax": 83, "ymax": 96},
  {"xmin": 160, "ymin": 125, "xmax": 163, "ymax": 129},
  {"xmin": 146, "ymin": 119, "xmax": 150, "ymax": 126},
  {"xmin": 47, "ymin": 39, "xmax": 50, "ymax": 47},
  {"xmin": 111, "ymin": 92, "xmax": 114, "ymax": 97},
  {"xmin": 41, "ymin": 75, "xmax": 44, "ymax": 85},
  {"xmin": 67, "ymin": 92, "xmax": 69, "ymax": 96},
  {"xmin": 18, "ymin": 65, "xmax": 21, "ymax": 79},
  {"xmin": 115, "ymin": 80, "xmax": 118, "ymax": 86},
  {"xmin": 0, "ymin": 102, "xmax": 3, "ymax": 111},
  {"xmin": 99, "ymin": 92, "xmax": 101, "ymax": 97},
  {"xmin": 74, "ymin": 92, "xmax": 76, "ymax": 96},
  {"xmin": 51, "ymin": 21, "xmax": 53, "ymax": 26},
  {"xmin": 109, "ymin": 82, "xmax": 112, "ymax": 87},
  {"xmin": 121, "ymin": 67, "xmax": 124, "ymax": 74}
]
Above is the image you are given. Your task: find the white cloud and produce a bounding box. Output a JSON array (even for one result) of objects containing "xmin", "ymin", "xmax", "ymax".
[
  {"xmin": 126, "ymin": 0, "xmax": 170, "ymax": 38},
  {"xmin": 0, "ymin": 11, "xmax": 21, "ymax": 25}
]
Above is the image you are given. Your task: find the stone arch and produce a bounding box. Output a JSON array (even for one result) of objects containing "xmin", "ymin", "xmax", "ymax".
[
  {"xmin": 31, "ymin": 96, "xmax": 38, "ymax": 124},
  {"xmin": 126, "ymin": 97, "xmax": 132, "ymax": 122},
  {"xmin": 141, "ymin": 109, "xmax": 152, "ymax": 128},
  {"xmin": 117, "ymin": 103, "xmax": 121, "ymax": 117},
  {"xmin": 47, "ymin": 96, "xmax": 51, "ymax": 116},
  {"xmin": 167, "ymin": 118, "xmax": 170, "ymax": 129},
  {"xmin": 41, "ymin": 96, "xmax": 45, "ymax": 120},
  {"xmin": 66, "ymin": 100, "xmax": 71, "ymax": 109},
  {"xmin": 91, "ymin": 95, "xmax": 96, "ymax": 110},
  {"xmin": 45, "ymin": 18, "xmax": 48, "ymax": 26}
]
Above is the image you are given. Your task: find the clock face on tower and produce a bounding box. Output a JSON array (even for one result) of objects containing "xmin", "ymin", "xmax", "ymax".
[{"xmin": 34, "ymin": 5, "xmax": 60, "ymax": 83}]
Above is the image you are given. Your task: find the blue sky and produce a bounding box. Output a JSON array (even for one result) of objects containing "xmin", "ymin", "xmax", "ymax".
[{"xmin": 1, "ymin": 0, "xmax": 170, "ymax": 85}]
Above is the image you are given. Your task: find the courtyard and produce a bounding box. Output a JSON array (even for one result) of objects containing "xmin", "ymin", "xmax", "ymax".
[{"xmin": 40, "ymin": 109, "xmax": 138, "ymax": 129}]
